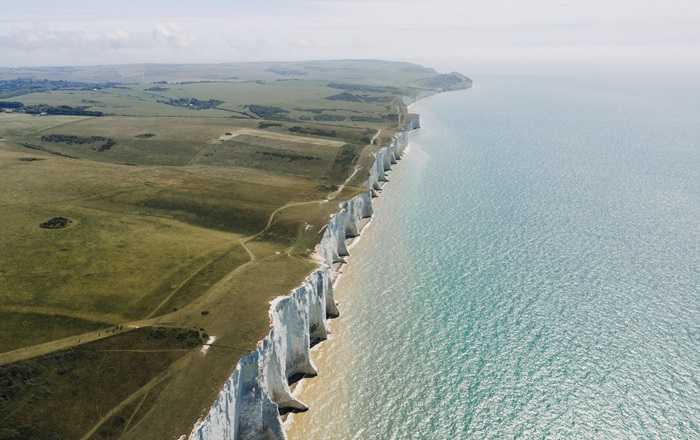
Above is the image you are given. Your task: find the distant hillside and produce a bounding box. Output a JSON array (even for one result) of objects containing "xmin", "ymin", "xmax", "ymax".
[
  {"xmin": 416, "ymin": 72, "xmax": 473, "ymax": 91},
  {"xmin": 0, "ymin": 60, "xmax": 471, "ymax": 97}
]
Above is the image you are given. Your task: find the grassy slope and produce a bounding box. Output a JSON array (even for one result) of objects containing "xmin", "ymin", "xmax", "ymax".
[{"xmin": 0, "ymin": 60, "xmax": 470, "ymax": 440}]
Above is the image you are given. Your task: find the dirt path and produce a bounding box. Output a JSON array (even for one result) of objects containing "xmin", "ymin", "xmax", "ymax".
[
  {"xmin": 327, "ymin": 165, "xmax": 361, "ymax": 201},
  {"xmin": 239, "ymin": 236, "xmax": 257, "ymax": 261},
  {"xmin": 79, "ymin": 370, "xmax": 172, "ymax": 440},
  {"xmin": 34, "ymin": 116, "xmax": 98, "ymax": 134},
  {"xmin": 121, "ymin": 390, "xmax": 150, "ymax": 436},
  {"xmin": 0, "ymin": 321, "xmax": 149, "ymax": 366},
  {"xmin": 186, "ymin": 143, "xmax": 212, "ymax": 166},
  {"xmin": 370, "ymin": 128, "xmax": 382, "ymax": 145}
]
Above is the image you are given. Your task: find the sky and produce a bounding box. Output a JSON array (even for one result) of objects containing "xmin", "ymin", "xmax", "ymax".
[{"xmin": 2, "ymin": 0, "xmax": 700, "ymax": 72}]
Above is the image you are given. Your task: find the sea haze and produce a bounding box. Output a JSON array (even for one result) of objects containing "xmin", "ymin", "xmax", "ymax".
[{"xmin": 288, "ymin": 70, "xmax": 700, "ymax": 439}]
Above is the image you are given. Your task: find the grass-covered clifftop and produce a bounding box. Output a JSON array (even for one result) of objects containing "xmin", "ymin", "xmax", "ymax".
[{"xmin": 0, "ymin": 60, "xmax": 471, "ymax": 440}]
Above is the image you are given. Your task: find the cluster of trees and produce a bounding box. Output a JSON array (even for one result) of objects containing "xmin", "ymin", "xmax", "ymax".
[
  {"xmin": 416, "ymin": 73, "xmax": 472, "ymax": 91},
  {"xmin": 160, "ymin": 97, "xmax": 224, "ymax": 110},
  {"xmin": 246, "ymin": 104, "xmax": 289, "ymax": 119},
  {"xmin": 41, "ymin": 134, "xmax": 115, "ymax": 152},
  {"xmin": 327, "ymin": 82, "xmax": 401, "ymax": 95},
  {"xmin": 0, "ymin": 78, "xmax": 117, "ymax": 98},
  {"xmin": 326, "ymin": 92, "xmax": 392, "ymax": 103},
  {"xmin": 257, "ymin": 151, "xmax": 320, "ymax": 162},
  {"xmin": 24, "ymin": 105, "xmax": 103, "ymax": 116},
  {"xmin": 312, "ymin": 114, "xmax": 346, "ymax": 122},
  {"xmin": 351, "ymin": 114, "xmax": 398, "ymax": 123},
  {"xmin": 258, "ymin": 122, "xmax": 283, "ymax": 129},
  {"xmin": 288, "ymin": 126, "xmax": 337, "ymax": 137},
  {"xmin": 0, "ymin": 101, "xmax": 23, "ymax": 109},
  {"xmin": 0, "ymin": 101, "xmax": 104, "ymax": 116},
  {"xmin": 144, "ymin": 86, "xmax": 169, "ymax": 92}
]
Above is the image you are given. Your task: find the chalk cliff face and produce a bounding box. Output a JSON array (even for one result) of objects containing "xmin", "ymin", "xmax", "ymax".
[{"xmin": 188, "ymin": 128, "xmax": 410, "ymax": 440}]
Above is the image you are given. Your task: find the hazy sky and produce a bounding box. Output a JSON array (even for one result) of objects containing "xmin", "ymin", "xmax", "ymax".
[{"xmin": 2, "ymin": 0, "xmax": 700, "ymax": 70}]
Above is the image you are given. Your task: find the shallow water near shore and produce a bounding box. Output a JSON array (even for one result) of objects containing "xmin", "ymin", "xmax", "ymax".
[{"xmin": 288, "ymin": 72, "xmax": 700, "ymax": 439}]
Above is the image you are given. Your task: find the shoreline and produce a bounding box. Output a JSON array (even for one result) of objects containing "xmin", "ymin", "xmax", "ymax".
[
  {"xmin": 284, "ymin": 143, "xmax": 412, "ymax": 434},
  {"xmin": 187, "ymin": 121, "xmax": 414, "ymax": 440},
  {"xmin": 286, "ymin": 122, "xmax": 417, "ymax": 428}
]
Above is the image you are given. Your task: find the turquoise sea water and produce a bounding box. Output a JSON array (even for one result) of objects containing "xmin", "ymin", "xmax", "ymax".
[{"xmin": 289, "ymin": 73, "xmax": 700, "ymax": 439}]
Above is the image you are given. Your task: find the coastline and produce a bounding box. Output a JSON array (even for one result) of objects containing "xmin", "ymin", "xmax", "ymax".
[
  {"xmin": 183, "ymin": 71, "xmax": 700, "ymax": 440},
  {"xmin": 284, "ymin": 138, "xmax": 415, "ymax": 436},
  {"xmin": 187, "ymin": 122, "xmax": 415, "ymax": 440}
]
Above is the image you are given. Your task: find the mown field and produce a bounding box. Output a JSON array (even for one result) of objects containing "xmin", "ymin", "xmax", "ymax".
[{"xmin": 0, "ymin": 60, "xmax": 469, "ymax": 440}]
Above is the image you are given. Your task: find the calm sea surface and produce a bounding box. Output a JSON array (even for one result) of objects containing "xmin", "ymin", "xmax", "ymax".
[{"xmin": 288, "ymin": 73, "xmax": 700, "ymax": 439}]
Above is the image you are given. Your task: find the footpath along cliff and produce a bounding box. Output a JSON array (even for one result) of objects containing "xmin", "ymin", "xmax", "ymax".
[{"xmin": 188, "ymin": 124, "xmax": 414, "ymax": 440}]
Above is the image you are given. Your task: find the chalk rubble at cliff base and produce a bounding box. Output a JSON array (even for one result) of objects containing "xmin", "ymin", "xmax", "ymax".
[{"xmin": 189, "ymin": 130, "xmax": 409, "ymax": 440}]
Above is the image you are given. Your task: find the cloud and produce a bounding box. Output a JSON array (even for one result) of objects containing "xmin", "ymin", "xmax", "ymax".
[
  {"xmin": 152, "ymin": 23, "xmax": 193, "ymax": 49},
  {"xmin": 0, "ymin": 1, "xmax": 699, "ymax": 67},
  {"xmin": 0, "ymin": 22, "xmax": 194, "ymax": 51}
]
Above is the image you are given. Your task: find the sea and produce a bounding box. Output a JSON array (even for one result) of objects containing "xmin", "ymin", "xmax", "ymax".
[{"xmin": 288, "ymin": 68, "xmax": 700, "ymax": 439}]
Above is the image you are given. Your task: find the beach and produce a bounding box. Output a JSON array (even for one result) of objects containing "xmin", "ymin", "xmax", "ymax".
[{"xmin": 287, "ymin": 136, "xmax": 418, "ymax": 439}]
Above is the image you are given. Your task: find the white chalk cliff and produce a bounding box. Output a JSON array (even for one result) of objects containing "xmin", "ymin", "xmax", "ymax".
[{"xmin": 188, "ymin": 128, "xmax": 411, "ymax": 440}]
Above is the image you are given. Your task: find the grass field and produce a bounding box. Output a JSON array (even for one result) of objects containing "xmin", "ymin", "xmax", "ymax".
[
  {"xmin": 10, "ymin": 79, "xmax": 402, "ymax": 126},
  {"xmin": 0, "ymin": 60, "xmax": 470, "ymax": 440}
]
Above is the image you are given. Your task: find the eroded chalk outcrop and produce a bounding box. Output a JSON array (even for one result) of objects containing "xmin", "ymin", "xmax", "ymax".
[{"xmin": 188, "ymin": 129, "xmax": 410, "ymax": 440}]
